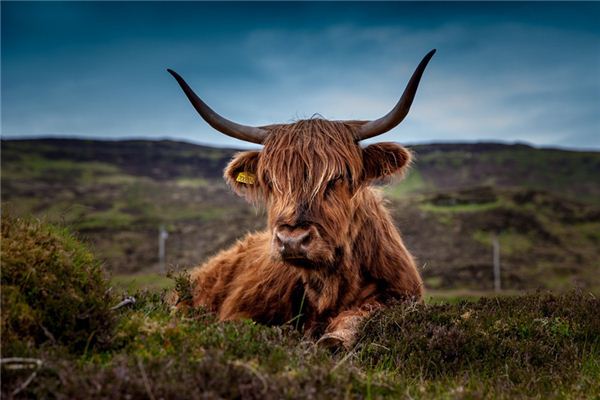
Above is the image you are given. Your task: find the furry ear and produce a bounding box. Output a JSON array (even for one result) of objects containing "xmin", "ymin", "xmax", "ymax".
[
  {"xmin": 362, "ymin": 143, "xmax": 412, "ymax": 182},
  {"xmin": 224, "ymin": 151, "xmax": 262, "ymax": 202}
]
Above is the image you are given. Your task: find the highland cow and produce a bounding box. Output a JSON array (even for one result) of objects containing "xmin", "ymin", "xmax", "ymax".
[{"xmin": 168, "ymin": 49, "xmax": 435, "ymax": 348}]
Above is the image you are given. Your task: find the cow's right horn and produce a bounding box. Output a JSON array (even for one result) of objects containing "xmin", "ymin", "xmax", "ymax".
[
  {"xmin": 167, "ymin": 69, "xmax": 268, "ymax": 144},
  {"xmin": 355, "ymin": 49, "xmax": 436, "ymax": 141}
]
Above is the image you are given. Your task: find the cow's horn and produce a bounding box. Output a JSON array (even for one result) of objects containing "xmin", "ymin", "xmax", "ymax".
[
  {"xmin": 167, "ymin": 69, "xmax": 268, "ymax": 144},
  {"xmin": 355, "ymin": 49, "xmax": 436, "ymax": 141}
]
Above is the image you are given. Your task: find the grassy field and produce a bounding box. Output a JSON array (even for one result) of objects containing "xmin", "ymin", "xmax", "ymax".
[
  {"xmin": 2, "ymin": 216, "xmax": 599, "ymax": 399},
  {"xmin": 109, "ymin": 272, "xmax": 521, "ymax": 304},
  {"xmin": 2, "ymin": 139, "xmax": 599, "ymax": 293},
  {"xmin": 112, "ymin": 272, "xmax": 174, "ymax": 292},
  {"xmin": 2, "ymin": 139, "xmax": 600, "ymax": 397},
  {"xmin": 6, "ymin": 290, "xmax": 598, "ymax": 399}
]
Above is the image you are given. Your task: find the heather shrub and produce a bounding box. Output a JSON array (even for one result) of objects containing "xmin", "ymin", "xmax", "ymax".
[
  {"xmin": 357, "ymin": 291, "xmax": 600, "ymax": 385},
  {"xmin": 1, "ymin": 214, "xmax": 115, "ymax": 353}
]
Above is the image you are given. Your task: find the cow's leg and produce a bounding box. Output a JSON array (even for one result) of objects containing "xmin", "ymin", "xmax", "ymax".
[
  {"xmin": 317, "ymin": 302, "xmax": 382, "ymax": 350},
  {"xmin": 183, "ymin": 231, "xmax": 304, "ymax": 324}
]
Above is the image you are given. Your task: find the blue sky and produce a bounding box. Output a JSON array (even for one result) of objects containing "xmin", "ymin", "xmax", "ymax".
[{"xmin": 2, "ymin": 2, "xmax": 599, "ymax": 149}]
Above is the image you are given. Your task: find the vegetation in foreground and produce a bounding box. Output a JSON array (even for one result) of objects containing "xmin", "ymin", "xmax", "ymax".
[
  {"xmin": 1, "ymin": 214, "xmax": 115, "ymax": 353},
  {"xmin": 2, "ymin": 216, "xmax": 599, "ymax": 399}
]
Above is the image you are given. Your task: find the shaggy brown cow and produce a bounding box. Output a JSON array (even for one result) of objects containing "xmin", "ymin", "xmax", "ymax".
[{"xmin": 168, "ymin": 49, "xmax": 435, "ymax": 348}]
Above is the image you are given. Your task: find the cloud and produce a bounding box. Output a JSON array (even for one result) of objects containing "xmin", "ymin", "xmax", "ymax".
[
  {"xmin": 227, "ymin": 23, "xmax": 600, "ymax": 149},
  {"xmin": 2, "ymin": 4, "xmax": 598, "ymax": 150}
]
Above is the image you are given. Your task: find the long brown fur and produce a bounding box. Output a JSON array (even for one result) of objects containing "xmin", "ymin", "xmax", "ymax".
[{"xmin": 187, "ymin": 118, "xmax": 423, "ymax": 348}]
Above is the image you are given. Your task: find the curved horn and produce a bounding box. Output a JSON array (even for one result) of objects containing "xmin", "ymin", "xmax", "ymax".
[
  {"xmin": 356, "ymin": 49, "xmax": 436, "ymax": 141},
  {"xmin": 167, "ymin": 69, "xmax": 268, "ymax": 144}
]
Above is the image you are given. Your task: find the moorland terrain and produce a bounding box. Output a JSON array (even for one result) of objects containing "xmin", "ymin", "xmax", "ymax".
[
  {"xmin": 2, "ymin": 138, "xmax": 599, "ymax": 399},
  {"xmin": 2, "ymin": 138, "xmax": 599, "ymax": 293}
]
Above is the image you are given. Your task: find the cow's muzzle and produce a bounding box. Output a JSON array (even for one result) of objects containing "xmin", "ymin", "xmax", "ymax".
[{"xmin": 274, "ymin": 224, "xmax": 317, "ymax": 261}]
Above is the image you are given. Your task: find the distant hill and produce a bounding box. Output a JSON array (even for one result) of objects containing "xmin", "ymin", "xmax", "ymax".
[
  {"xmin": 4, "ymin": 138, "xmax": 599, "ymax": 202},
  {"xmin": 1, "ymin": 138, "xmax": 237, "ymax": 181},
  {"xmin": 387, "ymin": 142, "xmax": 600, "ymax": 204},
  {"xmin": 2, "ymin": 138, "xmax": 599, "ymax": 292}
]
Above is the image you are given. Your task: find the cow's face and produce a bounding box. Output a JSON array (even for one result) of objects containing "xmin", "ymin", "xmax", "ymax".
[{"xmin": 224, "ymin": 119, "xmax": 411, "ymax": 269}]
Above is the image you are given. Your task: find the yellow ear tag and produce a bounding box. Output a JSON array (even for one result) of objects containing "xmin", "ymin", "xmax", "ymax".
[{"xmin": 236, "ymin": 171, "xmax": 256, "ymax": 185}]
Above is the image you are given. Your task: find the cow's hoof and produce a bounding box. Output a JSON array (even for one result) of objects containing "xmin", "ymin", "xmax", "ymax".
[{"xmin": 316, "ymin": 332, "xmax": 347, "ymax": 351}]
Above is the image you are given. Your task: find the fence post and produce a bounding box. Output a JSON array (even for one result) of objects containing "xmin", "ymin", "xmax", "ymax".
[
  {"xmin": 158, "ymin": 225, "xmax": 169, "ymax": 273},
  {"xmin": 492, "ymin": 233, "xmax": 501, "ymax": 292}
]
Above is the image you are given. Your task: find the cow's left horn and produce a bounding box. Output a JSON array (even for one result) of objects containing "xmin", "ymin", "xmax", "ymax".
[
  {"xmin": 167, "ymin": 69, "xmax": 268, "ymax": 144},
  {"xmin": 355, "ymin": 49, "xmax": 436, "ymax": 141}
]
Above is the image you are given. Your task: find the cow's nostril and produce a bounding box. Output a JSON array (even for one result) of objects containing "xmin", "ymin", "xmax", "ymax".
[
  {"xmin": 275, "ymin": 232, "xmax": 286, "ymax": 250},
  {"xmin": 300, "ymin": 233, "xmax": 312, "ymax": 248}
]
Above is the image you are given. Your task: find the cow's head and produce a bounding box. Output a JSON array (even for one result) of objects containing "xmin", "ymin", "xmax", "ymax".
[{"xmin": 168, "ymin": 50, "xmax": 435, "ymax": 269}]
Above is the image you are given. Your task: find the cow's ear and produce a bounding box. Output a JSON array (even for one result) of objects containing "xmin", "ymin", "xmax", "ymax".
[
  {"xmin": 361, "ymin": 143, "xmax": 412, "ymax": 182},
  {"xmin": 224, "ymin": 151, "xmax": 262, "ymax": 202}
]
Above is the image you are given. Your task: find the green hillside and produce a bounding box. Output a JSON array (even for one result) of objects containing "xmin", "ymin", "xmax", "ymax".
[
  {"xmin": 2, "ymin": 139, "xmax": 599, "ymax": 292},
  {"xmin": 386, "ymin": 142, "xmax": 600, "ymax": 203}
]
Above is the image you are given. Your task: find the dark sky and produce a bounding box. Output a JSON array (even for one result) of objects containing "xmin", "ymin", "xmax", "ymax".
[{"xmin": 2, "ymin": 1, "xmax": 599, "ymax": 149}]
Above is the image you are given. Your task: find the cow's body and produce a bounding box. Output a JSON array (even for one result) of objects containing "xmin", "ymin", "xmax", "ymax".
[
  {"xmin": 186, "ymin": 120, "xmax": 423, "ymax": 347},
  {"xmin": 168, "ymin": 50, "xmax": 435, "ymax": 348},
  {"xmin": 190, "ymin": 187, "xmax": 422, "ymax": 344}
]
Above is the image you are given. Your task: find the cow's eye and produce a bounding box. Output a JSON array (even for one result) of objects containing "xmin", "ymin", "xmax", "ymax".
[
  {"xmin": 262, "ymin": 174, "xmax": 273, "ymax": 192},
  {"xmin": 324, "ymin": 177, "xmax": 341, "ymax": 196}
]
